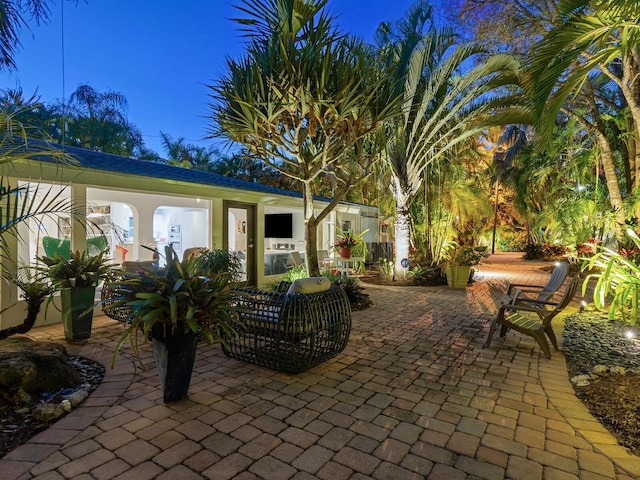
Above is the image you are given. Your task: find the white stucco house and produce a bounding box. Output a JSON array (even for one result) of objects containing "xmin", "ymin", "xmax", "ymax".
[{"xmin": 0, "ymin": 143, "xmax": 380, "ymax": 329}]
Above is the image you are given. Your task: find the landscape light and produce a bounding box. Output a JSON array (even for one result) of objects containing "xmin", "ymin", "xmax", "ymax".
[{"xmin": 625, "ymin": 330, "xmax": 636, "ymax": 340}]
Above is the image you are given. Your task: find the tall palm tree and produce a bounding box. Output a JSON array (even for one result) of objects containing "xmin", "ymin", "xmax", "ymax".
[
  {"xmin": 59, "ymin": 84, "xmax": 145, "ymax": 157},
  {"xmin": 528, "ymin": 0, "xmax": 640, "ymax": 238},
  {"xmin": 208, "ymin": 0, "xmax": 398, "ymax": 276},
  {"xmin": 377, "ymin": 1, "xmax": 522, "ymax": 274}
]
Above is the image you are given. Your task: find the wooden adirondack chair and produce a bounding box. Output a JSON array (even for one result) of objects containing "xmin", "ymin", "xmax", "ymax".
[
  {"xmin": 484, "ymin": 276, "xmax": 579, "ymax": 358},
  {"xmin": 503, "ymin": 261, "xmax": 569, "ymax": 306}
]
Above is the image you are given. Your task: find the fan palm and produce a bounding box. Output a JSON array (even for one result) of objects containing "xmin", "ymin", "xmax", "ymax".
[
  {"xmin": 527, "ymin": 0, "xmax": 640, "ymax": 237},
  {"xmin": 377, "ymin": 2, "xmax": 523, "ymax": 274}
]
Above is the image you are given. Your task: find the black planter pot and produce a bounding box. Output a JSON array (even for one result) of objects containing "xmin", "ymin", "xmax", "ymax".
[{"xmin": 151, "ymin": 324, "xmax": 197, "ymax": 403}]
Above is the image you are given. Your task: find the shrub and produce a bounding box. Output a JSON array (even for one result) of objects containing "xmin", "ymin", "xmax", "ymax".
[
  {"xmin": 583, "ymin": 228, "xmax": 640, "ymax": 325},
  {"xmin": 377, "ymin": 258, "xmax": 394, "ymax": 279},
  {"xmin": 524, "ymin": 243, "xmax": 568, "ymax": 261},
  {"xmin": 282, "ymin": 265, "xmax": 308, "ymax": 282}
]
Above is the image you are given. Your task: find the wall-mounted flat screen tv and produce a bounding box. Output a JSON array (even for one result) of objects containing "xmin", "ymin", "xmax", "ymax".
[{"xmin": 264, "ymin": 213, "xmax": 293, "ymax": 238}]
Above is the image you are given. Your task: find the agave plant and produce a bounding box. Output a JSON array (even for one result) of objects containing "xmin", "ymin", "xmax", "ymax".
[{"xmin": 582, "ymin": 228, "xmax": 640, "ymax": 325}]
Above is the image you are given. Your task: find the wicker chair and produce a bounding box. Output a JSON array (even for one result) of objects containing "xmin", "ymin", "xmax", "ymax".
[
  {"xmin": 223, "ymin": 282, "xmax": 351, "ymax": 374},
  {"xmin": 100, "ymin": 261, "xmax": 156, "ymax": 322}
]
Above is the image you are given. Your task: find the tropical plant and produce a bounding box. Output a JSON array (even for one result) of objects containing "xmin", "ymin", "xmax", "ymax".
[
  {"xmin": 107, "ymin": 246, "xmax": 240, "ymax": 366},
  {"xmin": 38, "ymin": 249, "xmax": 113, "ymax": 289},
  {"xmin": 527, "ymin": 0, "xmax": 640, "ymax": 240},
  {"xmin": 582, "ymin": 228, "xmax": 640, "ymax": 325},
  {"xmin": 193, "ymin": 248, "xmax": 244, "ymax": 283},
  {"xmin": 376, "ymin": 0, "xmax": 523, "ymax": 275},
  {"xmin": 445, "ymin": 244, "xmax": 490, "ymax": 266},
  {"xmin": 335, "ymin": 230, "xmax": 358, "ymax": 249},
  {"xmin": 0, "ymin": 108, "xmax": 81, "ymax": 261},
  {"xmin": 57, "ymin": 84, "xmax": 147, "ymax": 157},
  {"xmin": 208, "ymin": 0, "xmax": 398, "ymax": 277},
  {"xmin": 0, "ymin": 264, "xmax": 56, "ymax": 340},
  {"xmin": 282, "ymin": 264, "xmax": 308, "ymax": 282},
  {"xmin": 160, "ymin": 132, "xmax": 219, "ymax": 170},
  {"xmin": 454, "ymin": 0, "xmax": 559, "ymax": 57},
  {"xmin": 0, "ymin": 1, "xmax": 82, "ymax": 71}
]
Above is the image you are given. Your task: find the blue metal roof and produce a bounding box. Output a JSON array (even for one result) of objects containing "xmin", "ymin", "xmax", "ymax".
[{"xmin": 41, "ymin": 143, "xmax": 304, "ymax": 199}]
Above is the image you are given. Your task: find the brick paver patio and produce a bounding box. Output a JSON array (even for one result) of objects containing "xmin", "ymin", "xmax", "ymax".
[{"xmin": 2, "ymin": 253, "xmax": 640, "ymax": 479}]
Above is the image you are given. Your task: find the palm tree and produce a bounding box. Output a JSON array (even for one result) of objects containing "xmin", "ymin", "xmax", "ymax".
[
  {"xmin": 159, "ymin": 132, "xmax": 220, "ymax": 170},
  {"xmin": 58, "ymin": 84, "xmax": 145, "ymax": 157},
  {"xmin": 527, "ymin": 0, "xmax": 640, "ymax": 239},
  {"xmin": 0, "ymin": 109, "xmax": 78, "ymax": 259},
  {"xmin": 208, "ymin": 0, "xmax": 398, "ymax": 276},
  {"xmin": 377, "ymin": 1, "xmax": 522, "ymax": 274},
  {"xmin": 0, "ymin": 1, "xmax": 81, "ymax": 70}
]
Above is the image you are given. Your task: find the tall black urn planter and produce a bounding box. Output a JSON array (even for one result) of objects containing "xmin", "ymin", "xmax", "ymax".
[{"xmin": 151, "ymin": 324, "xmax": 197, "ymax": 403}]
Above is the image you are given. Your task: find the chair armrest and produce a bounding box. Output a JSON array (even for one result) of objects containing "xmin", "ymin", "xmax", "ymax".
[
  {"xmin": 500, "ymin": 296, "xmax": 562, "ymax": 311},
  {"xmin": 506, "ymin": 283, "xmax": 545, "ymax": 294}
]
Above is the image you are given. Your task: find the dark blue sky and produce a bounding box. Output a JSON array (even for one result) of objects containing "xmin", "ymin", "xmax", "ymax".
[{"xmin": 0, "ymin": 0, "xmax": 427, "ymax": 155}]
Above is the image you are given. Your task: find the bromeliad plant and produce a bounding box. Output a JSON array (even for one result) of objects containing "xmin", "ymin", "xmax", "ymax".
[
  {"xmin": 108, "ymin": 246, "xmax": 242, "ymax": 366},
  {"xmin": 335, "ymin": 229, "xmax": 359, "ymax": 249},
  {"xmin": 38, "ymin": 249, "xmax": 112, "ymax": 289},
  {"xmin": 582, "ymin": 228, "xmax": 640, "ymax": 325}
]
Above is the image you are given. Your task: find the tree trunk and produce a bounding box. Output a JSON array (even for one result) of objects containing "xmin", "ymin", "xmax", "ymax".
[
  {"xmin": 595, "ymin": 131, "xmax": 626, "ymax": 241},
  {"xmin": 303, "ymin": 182, "xmax": 320, "ymax": 277},
  {"xmin": 0, "ymin": 293, "xmax": 46, "ymax": 341},
  {"xmin": 394, "ymin": 204, "xmax": 411, "ymax": 277},
  {"xmin": 583, "ymin": 83, "xmax": 627, "ymax": 241}
]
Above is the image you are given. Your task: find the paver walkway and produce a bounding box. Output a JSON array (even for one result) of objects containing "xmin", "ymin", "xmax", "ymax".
[{"xmin": 2, "ymin": 254, "xmax": 640, "ymax": 479}]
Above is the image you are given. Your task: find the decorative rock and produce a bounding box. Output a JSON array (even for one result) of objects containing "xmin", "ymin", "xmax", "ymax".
[
  {"xmin": 60, "ymin": 399, "xmax": 72, "ymax": 412},
  {"xmin": 610, "ymin": 365, "xmax": 626, "ymax": 375},
  {"xmin": 571, "ymin": 374, "xmax": 593, "ymax": 387},
  {"xmin": 63, "ymin": 388, "xmax": 89, "ymax": 407},
  {"xmin": 33, "ymin": 403, "xmax": 66, "ymax": 422},
  {"xmin": 0, "ymin": 337, "xmax": 81, "ymax": 393},
  {"xmin": 593, "ymin": 365, "xmax": 609, "ymax": 375}
]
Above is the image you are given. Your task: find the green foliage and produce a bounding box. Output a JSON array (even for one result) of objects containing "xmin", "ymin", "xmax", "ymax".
[
  {"xmin": 445, "ymin": 245, "xmax": 489, "ymax": 266},
  {"xmin": 583, "ymin": 228, "xmax": 640, "ymax": 325},
  {"xmin": 377, "ymin": 257, "xmax": 394, "ymax": 279},
  {"xmin": 335, "ymin": 228, "xmax": 369, "ymax": 271},
  {"xmin": 193, "ymin": 248, "xmax": 243, "ymax": 284},
  {"xmin": 209, "ymin": 0, "xmax": 397, "ymax": 277},
  {"xmin": 496, "ymin": 229, "xmax": 528, "ymax": 252},
  {"xmin": 335, "ymin": 230, "xmax": 359, "ymax": 248},
  {"xmin": 409, "ymin": 264, "xmax": 445, "ymax": 285},
  {"xmin": 107, "ymin": 246, "xmax": 240, "ymax": 366},
  {"xmin": 282, "ymin": 265, "xmax": 308, "ymax": 282},
  {"xmin": 38, "ymin": 249, "xmax": 113, "ymax": 289},
  {"xmin": 320, "ymin": 272, "xmax": 371, "ymax": 310},
  {"xmin": 523, "ymin": 243, "xmax": 568, "ymax": 261}
]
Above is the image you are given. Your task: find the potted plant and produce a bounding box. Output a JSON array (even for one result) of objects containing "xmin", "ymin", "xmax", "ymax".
[
  {"xmin": 335, "ymin": 229, "xmax": 370, "ymax": 261},
  {"xmin": 335, "ymin": 230, "xmax": 357, "ymax": 258},
  {"xmin": 39, "ymin": 249, "xmax": 112, "ymax": 340},
  {"xmin": 444, "ymin": 245, "xmax": 489, "ymax": 289},
  {"xmin": 106, "ymin": 246, "xmax": 241, "ymax": 403}
]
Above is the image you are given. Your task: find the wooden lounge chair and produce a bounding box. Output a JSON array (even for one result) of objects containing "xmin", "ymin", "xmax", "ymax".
[
  {"xmin": 503, "ymin": 261, "xmax": 569, "ymax": 306},
  {"xmin": 484, "ymin": 276, "xmax": 579, "ymax": 358}
]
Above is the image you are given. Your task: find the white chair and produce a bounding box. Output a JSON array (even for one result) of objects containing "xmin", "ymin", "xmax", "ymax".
[{"xmin": 286, "ymin": 251, "xmax": 304, "ymax": 269}]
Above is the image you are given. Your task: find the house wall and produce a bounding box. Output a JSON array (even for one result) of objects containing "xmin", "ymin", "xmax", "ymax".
[{"xmin": 0, "ymin": 159, "xmax": 379, "ymax": 330}]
